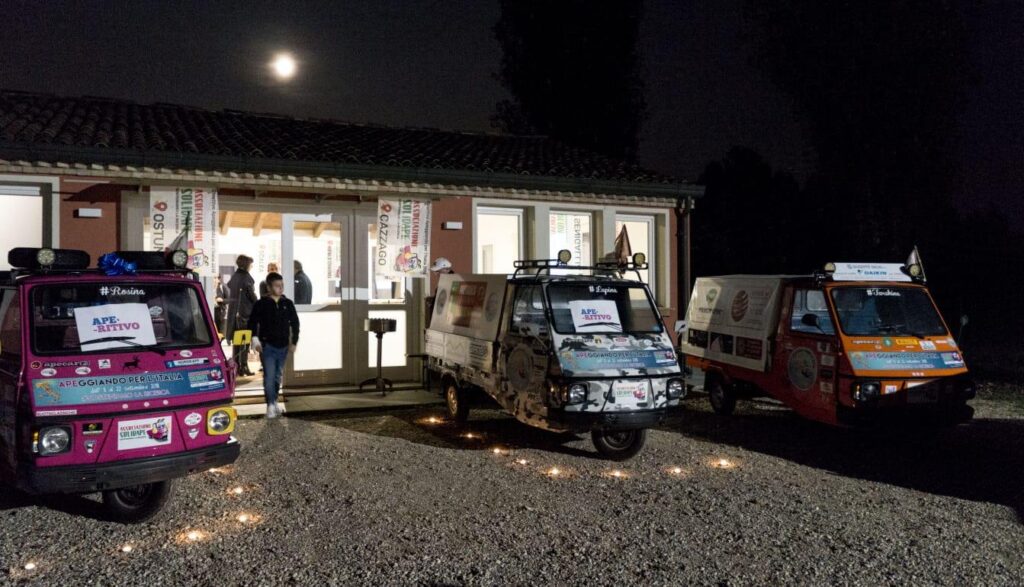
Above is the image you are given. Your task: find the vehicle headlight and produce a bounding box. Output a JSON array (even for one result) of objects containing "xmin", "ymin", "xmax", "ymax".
[
  {"xmin": 667, "ymin": 378, "xmax": 685, "ymax": 399},
  {"xmin": 853, "ymin": 381, "xmax": 880, "ymax": 401},
  {"xmin": 567, "ymin": 383, "xmax": 588, "ymax": 404},
  {"xmin": 207, "ymin": 407, "xmax": 236, "ymax": 435},
  {"xmin": 36, "ymin": 426, "xmax": 71, "ymax": 455}
]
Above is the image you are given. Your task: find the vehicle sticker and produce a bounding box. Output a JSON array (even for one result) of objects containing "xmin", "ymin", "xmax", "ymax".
[
  {"xmin": 82, "ymin": 422, "xmax": 104, "ymax": 435},
  {"xmin": 101, "ymin": 286, "xmax": 146, "ymax": 296},
  {"xmin": 558, "ymin": 349, "xmax": 678, "ymax": 373},
  {"xmin": 941, "ymin": 352, "xmax": 965, "ymax": 367},
  {"xmin": 188, "ymin": 428, "xmax": 199, "ymax": 439},
  {"xmin": 919, "ymin": 340, "xmax": 936, "ymax": 350},
  {"xmin": 787, "ymin": 348, "xmax": 817, "ymax": 391},
  {"xmin": 946, "ymin": 338, "xmax": 957, "ymax": 348},
  {"xmin": 149, "ymin": 305, "xmax": 163, "ymax": 317},
  {"xmin": 188, "ymin": 369, "xmax": 224, "ymax": 389},
  {"xmin": 884, "ymin": 384, "xmax": 899, "ymax": 395},
  {"xmin": 894, "ymin": 338, "xmax": 918, "ymax": 347},
  {"xmin": 74, "ymin": 303, "xmax": 157, "ymax": 350},
  {"xmin": 117, "ymin": 416, "xmax": 172, "ymax": 450},
  {"xmin": 30, "ymin": 361, "xmax": 41, "ymax": 369},
  {"xmin": 85, "ymin": 440, "xmax": 96, "ymax": 453},
  {"xmin": 98, "ymin": 359, "xmax": 111, "ymax": 369},
  {"xmin": 184, "ymin": 412, "xmax": 202, "ymax": 426},
  {"xmin": 179, "ymin": 349, "xmax": 193, "ymax": 358},
  {"xmin": 31, "ymin": 367, "xmax": 226, "ymax": 407},
  {"xmin": 75, "ymin": 366, "xmax": 91, "ymax": 375},
  {"xmin": 820, "ymin": 355, "xmax": 836, "ymax": 367},
  {"xmin": 35, "ymin": 409, "xmax": 78, "ymax": 416},
  {"xmin": 820, "ymin": 381, "xmax": 833, "ymax": 394},
  {"xmin": 730, "ymin": 290, "xmax": 750, "ymax": 322},
  {"xmin": 612, "ymin": 380, "xmax": 649, "ymax": 400},
  {"xmin": 165, "ymin": 357, "xmax": 209, "ymax": 368},
  {"xmin": 40, "ymin": 360, "xmax": 89, "ymax": 368},
  {"xmin": 40, "ymin": 368, "xmax": 57, "ymax": 377},
  {"xmin": 848, "ymin": 352, "xmax": 963, "ymax": 371}
]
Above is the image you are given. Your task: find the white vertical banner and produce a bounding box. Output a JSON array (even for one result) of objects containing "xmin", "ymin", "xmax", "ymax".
[
  {"xmin": 375, "ymin": 198, "xmax": 431, "ymax": 279},
  {"xmin": 148, "ymin": 186, "xmax": 218, "ymax": 277}
]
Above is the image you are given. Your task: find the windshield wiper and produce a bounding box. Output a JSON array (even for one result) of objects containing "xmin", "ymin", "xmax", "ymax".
[{"xmin": 81, "ymin": 336, "xmax": 167, "ymax": 355}]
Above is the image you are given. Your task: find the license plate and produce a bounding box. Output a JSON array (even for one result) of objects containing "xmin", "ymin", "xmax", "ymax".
[
  {"xmin": 907, "ymin": 387, "xmax": 938, "ymax": 404},
  {"xmin": 612, "ymin": 380, "xmax": 649, "ymax": 401}
]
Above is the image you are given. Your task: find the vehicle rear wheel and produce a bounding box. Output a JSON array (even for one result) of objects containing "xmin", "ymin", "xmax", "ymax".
[
  {"xmin": 591, "ymin": 428, "xmax": 647, "ymax": 461},
  {"xmin": 445, "ymin": 380, "xmax": 470, "ymax": 423},
  {"xmin": 707, "ymin": 374, "xmax": 737, "ymax": 416},
  {"xmin": 102, "ymin": 480, "xmax": 174, "ymax": 523}
]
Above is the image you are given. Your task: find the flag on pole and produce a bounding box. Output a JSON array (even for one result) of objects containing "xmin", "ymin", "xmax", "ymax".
[
  {"xmin": 905, "ymin": 245, "xmax": 927, "ymax": 282},
  {"xmin": 613, "ymin": 224, "xmax": 632, "ymax": 265}
]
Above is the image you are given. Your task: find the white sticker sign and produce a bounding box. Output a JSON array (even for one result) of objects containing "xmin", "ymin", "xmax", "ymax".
[
  {"xmin": 569, "ymin": 300, "xmax": 622, "ymax": 333},
  {"xmin": 117, "ymin": 416, "xmax": 173, "ymax": 450},
  {"xmin": 74, "ymin": 303, "xmax": 158, "ymax": 350}
]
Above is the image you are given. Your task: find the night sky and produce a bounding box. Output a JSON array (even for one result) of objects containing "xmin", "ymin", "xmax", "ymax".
[{"xmin": 2, "ymin": 0, "xmax": 1020, "ymax": 221}]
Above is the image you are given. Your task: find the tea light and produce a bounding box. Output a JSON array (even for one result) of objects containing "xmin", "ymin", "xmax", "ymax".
[
  {"xmin": 668, "ymin": 466, "xmax": 684, "ymax": 476},
  {"xmin": 120, "ymin": 544, "xmax": 134, "ymax": 553},
  {"xmin": 515, "ymin": 458, "xmax": 529, "ymax": 466},
  {"xmin": 230, "ymin": 486, "xmax": 244, "ymax": 495},
  {"xmin": 23, "ymin": 562, "xmax": 37, "ymax": 571},
  {"xmin": 712, "ymin": 458, "xmax": 735, "ymax": 469},
  {"xmin": 546, "ymin": 467, "xmax": 561, "ymax": 477},
  {"xmin": 237, "ymin": 513, "xmax": 252, "ymax": 523}
]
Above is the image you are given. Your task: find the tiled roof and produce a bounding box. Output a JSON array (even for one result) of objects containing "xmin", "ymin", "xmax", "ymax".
[{"xmin": 0, "ymin": 90, "xmax": 681, "ymax": 187}]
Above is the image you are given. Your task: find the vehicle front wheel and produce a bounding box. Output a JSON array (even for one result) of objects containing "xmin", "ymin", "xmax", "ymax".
[
  {"xmin": 591, "ymin": 428, "xmax": 647, "ymax": 461},
  {"xmin": 706, "ymin": 375, "xmax": 737, "ymax": 416},
  {"xmin": 445, "ymin": 380, "xmax": 470, "ymax": 423},
  {"xmin": 102, "ymin": 480, "xmax": 175, "ymax": 523}
]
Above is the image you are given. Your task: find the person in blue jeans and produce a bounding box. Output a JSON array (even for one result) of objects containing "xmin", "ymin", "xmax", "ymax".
[{"xmin": 246, "ymin": 272, "xmax": 300, "ymax": 418}]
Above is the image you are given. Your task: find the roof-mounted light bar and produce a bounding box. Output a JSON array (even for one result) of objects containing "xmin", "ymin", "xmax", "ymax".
[{"xmin": 7, "ymin": 247, "xmax": 91, "ymax": 271}]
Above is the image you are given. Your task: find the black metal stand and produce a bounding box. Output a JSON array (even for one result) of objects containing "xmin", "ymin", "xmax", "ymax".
[{"xmin": 359, "ymin": 318, "xmax": 396, "ymax": 396}]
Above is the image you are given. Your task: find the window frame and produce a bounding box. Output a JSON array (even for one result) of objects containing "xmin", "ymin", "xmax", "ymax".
[{"xmin": 474, "ymin": 206, "xmax": 525, "ymax": 274}]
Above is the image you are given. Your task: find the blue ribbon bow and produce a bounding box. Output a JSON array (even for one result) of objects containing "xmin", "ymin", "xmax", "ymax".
[{"xmin": 98, "ymin": 253, "xmax": 137, "ymax": 276}]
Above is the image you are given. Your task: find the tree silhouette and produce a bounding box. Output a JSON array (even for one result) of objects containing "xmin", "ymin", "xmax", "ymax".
[{"xmin": 493, "ymin": 0, "xmax": 646, "ymax": 161}]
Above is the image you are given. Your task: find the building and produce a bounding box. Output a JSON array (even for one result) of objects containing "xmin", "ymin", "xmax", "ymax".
[{"xmin": 0, "ymin": 89, "xmax": 703, "ymax": 389}]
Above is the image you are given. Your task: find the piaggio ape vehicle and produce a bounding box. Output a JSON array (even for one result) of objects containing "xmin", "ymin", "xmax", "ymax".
[
  {"xmin": 0, "ymin": 247, "xmax": 239, "ymax": 522},
  {"xmin": 680, "ymin": 261, "xmax": 975, "ymax": 427},
  {"xmin": 426, "ymin": 250, "xmax": 685, "ymax": 460}
]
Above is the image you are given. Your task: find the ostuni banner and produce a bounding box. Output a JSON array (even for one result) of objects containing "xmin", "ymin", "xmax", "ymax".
[{"xmin": 148, "ymin": 186, "xmax": 218, "ymax": 277}]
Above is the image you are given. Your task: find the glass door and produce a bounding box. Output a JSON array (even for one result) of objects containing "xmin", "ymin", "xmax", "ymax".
[
  {"xmin": 282, "ymin": 213, "xmax": 349, "ymax": 386},
  {"xmin": 356, "ymin": 211, "xmax": 419, "ymax": 383}
]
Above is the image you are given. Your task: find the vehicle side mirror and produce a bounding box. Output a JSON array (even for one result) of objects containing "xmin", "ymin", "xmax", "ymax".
[
  {"xmin": 959, "ymin": 314, "xmax": 969, "ymax": 327},
  {"xmin": 801, "ymin": 313, "xmax": 819, "ymax": 328}
]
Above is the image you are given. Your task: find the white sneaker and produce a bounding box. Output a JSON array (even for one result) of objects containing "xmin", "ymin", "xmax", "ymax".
[
  {"xmin": 274, "ymin": 402, "xmax": 286, "ymax": 417},
  {"xmin": 266, "ymin": 404, "xmax": 279, "ymax": 419}
]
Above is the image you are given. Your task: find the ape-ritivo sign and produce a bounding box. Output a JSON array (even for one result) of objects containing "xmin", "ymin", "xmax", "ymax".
[
  {"xmin": 375, "ymin": 198, "xmax": 432, "ymax": 279},
  {"xmin": 74, "ymin": 303, "xmax": 157, "ymax": 350},
  {"xmin": 148, "ymin": 186, "xmax": 218, "ymax": 277}
]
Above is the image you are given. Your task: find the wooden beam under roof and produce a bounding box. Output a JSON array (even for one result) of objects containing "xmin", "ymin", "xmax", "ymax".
[
  {"xmin": 253, "ymin": 212, "xmax": 267, "ymax": 236},
  {"xmin": 219, "ymin": 211, "xmax": 234, "ymax": 235},
  {"xmin": 313, "ymin": 222, "xmax": 327, "ymax": 237}
]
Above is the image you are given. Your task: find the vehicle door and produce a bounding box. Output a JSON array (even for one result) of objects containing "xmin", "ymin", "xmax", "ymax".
[
  {"xmin": 0, "ymin": 287, "xmax": 22, "ymax": 476},
  {"xmin": 496, "ymin": 284, "xmax": 550, "ymax": 414},
  {"xmin": 770, "ymin": 285, "xmax": 840, "ymax": 423}
]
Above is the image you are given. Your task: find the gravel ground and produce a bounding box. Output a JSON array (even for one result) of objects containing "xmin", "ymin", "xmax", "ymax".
[{"xmin": 2, "ymin": 383, "xmax": 1023, "ymax": 586}]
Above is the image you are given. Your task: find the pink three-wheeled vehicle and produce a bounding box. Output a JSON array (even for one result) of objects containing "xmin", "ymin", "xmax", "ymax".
[{"xmin": 0, "ymin": 247, "xmax": 240, "ymax": 522}]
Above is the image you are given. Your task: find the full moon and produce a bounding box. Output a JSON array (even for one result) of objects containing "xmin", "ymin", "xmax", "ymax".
[{"xmin": 270, "ymin": 53, "xmax": 297, "ymax": 80}]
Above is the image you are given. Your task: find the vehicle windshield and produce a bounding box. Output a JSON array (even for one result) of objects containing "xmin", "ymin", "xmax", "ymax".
[
  {"xmin": 547, "ymin": 283, "xmax": 663, "ymax": 335},
  {"xmin": 30, "ymin": 282, "xmax": 213, "ymax": 355},
  {"xmin": 829, "ymin": 286, "xmax": 948, "ymax": 337}
]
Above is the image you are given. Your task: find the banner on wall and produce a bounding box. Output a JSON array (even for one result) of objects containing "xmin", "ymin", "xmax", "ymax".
[
  {"xmin": 148, "ymin": 187, "xmax": 218, "ymax": 277},
  {"xmin": 375, "ymin": 198, "xmax": 431, "ymax": 279}
]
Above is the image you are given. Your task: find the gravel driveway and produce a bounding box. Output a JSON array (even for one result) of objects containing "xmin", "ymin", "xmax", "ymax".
[{"xmin": 2, "ymin": 386, "xmax": 1023, "ymax": 585}]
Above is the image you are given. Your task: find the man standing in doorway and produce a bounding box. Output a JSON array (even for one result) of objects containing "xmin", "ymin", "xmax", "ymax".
[
  {"xmin": 294, "ymin": 260, "xmax": 313, "ymax": 304},
  {"xmin": 248, "ymin": 272, "xmax": 300, "ymax": 418},
  {"xmin": 226, "ymin": 255, "xmax": 258, "ymax": 376},
  {"xmin": 259, "ymin": 262, "xmax": 280, "ymax": 297}
]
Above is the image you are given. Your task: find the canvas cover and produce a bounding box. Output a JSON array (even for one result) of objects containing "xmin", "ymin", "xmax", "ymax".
[{"xmin": 681, "ymin": 276, "xmax": 784, "ymax": 372}]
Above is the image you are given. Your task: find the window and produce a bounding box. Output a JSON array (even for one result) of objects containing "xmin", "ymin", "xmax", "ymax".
[
  {"xmin": 30, "ymin": 283, "xmax": 212, "ymax": 355},
  {"xmin": 549, "ymin": 211, "xmax": 592, "ymax": 265},
  {"xmin": 0, "ymin": 289, "xmax": 21, "ymax": 357},
  {"xmin": 476, "ymin": 207, "xmax": 523, "ymax": 274},
  {"xmin": 790, "ymin": 289, "xmax": 836, "ymax": 335},
  {"xmin": 0, "ymin": 191, "xmax": 43, "ymax": 270},
  {"xmin": 615, "ymin": 215, "xmax": 655, "ymax": 286},
  {"xmin": 509, "ymin": 285, "xmax": 548, "ymax": 336},
  {"xmin": 547, "ymin": 283, "xmax": 663, "ymax": 335},
  {"xmin": 830, "ymin": 287, "xmax": 947, "ymax": 337},
  {"xmin": 367, "ymin": 223, "xmax": 406, "ymax": 303}
]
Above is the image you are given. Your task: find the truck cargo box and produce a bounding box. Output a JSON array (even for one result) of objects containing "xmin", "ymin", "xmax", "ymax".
[{"xmin": 681, "ymin": 276, "xmax": 786, "ymax": 372}]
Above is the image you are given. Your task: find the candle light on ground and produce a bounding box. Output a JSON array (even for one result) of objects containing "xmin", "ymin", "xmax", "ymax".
[
  {"xmin": 667, "ymin": 466, "xmax": 685, "ymax": 476},
  {"xmin": 120, "ymin": 544, "xmax": 134, "ymax": 553},
  {"xmin": 515, "ymin": 458, "xmax": 529, "ymax": 465},
  {"xmin": 546, "ymin": 466, "xmax": 562, "ymax": 477},
  {"xmin": 230, "ymin": 486, "xmax": 244, "ymax": 495},
  {"xmin": 604, "ymin": 469, "xmax": 628, "ymax": 479},
  {"xmin": 712, "ymin": 458, "xmax": 736, "ymax": 469},
  {"xmin": 23, "ymin": 562, "xmax": 37, "ymax": 571}
]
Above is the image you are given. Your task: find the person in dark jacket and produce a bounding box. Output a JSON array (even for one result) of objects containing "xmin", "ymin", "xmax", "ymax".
[
  {"xmin": 226, "ymin": 255, "xmax": 258, "ymax": 376},
  {"xmin": 247, "ymin": 272, "xmax": 300, "ymax": 418},
  {"xmin": 293, "ymin": 260, "xmax": 313, "ymax": 304}
]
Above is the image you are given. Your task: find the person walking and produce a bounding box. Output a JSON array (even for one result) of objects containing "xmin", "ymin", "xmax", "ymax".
[
  {"xmin": 293, "ymin": 260, "xmax": 313, "ymax": 304},
  {"xmin": 226, "ymin": 255, "xmax": 258, "ymax": 376},
  {"xmin": 247, "ymin": 272, "xmax": 300, "ymax": 418}
]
